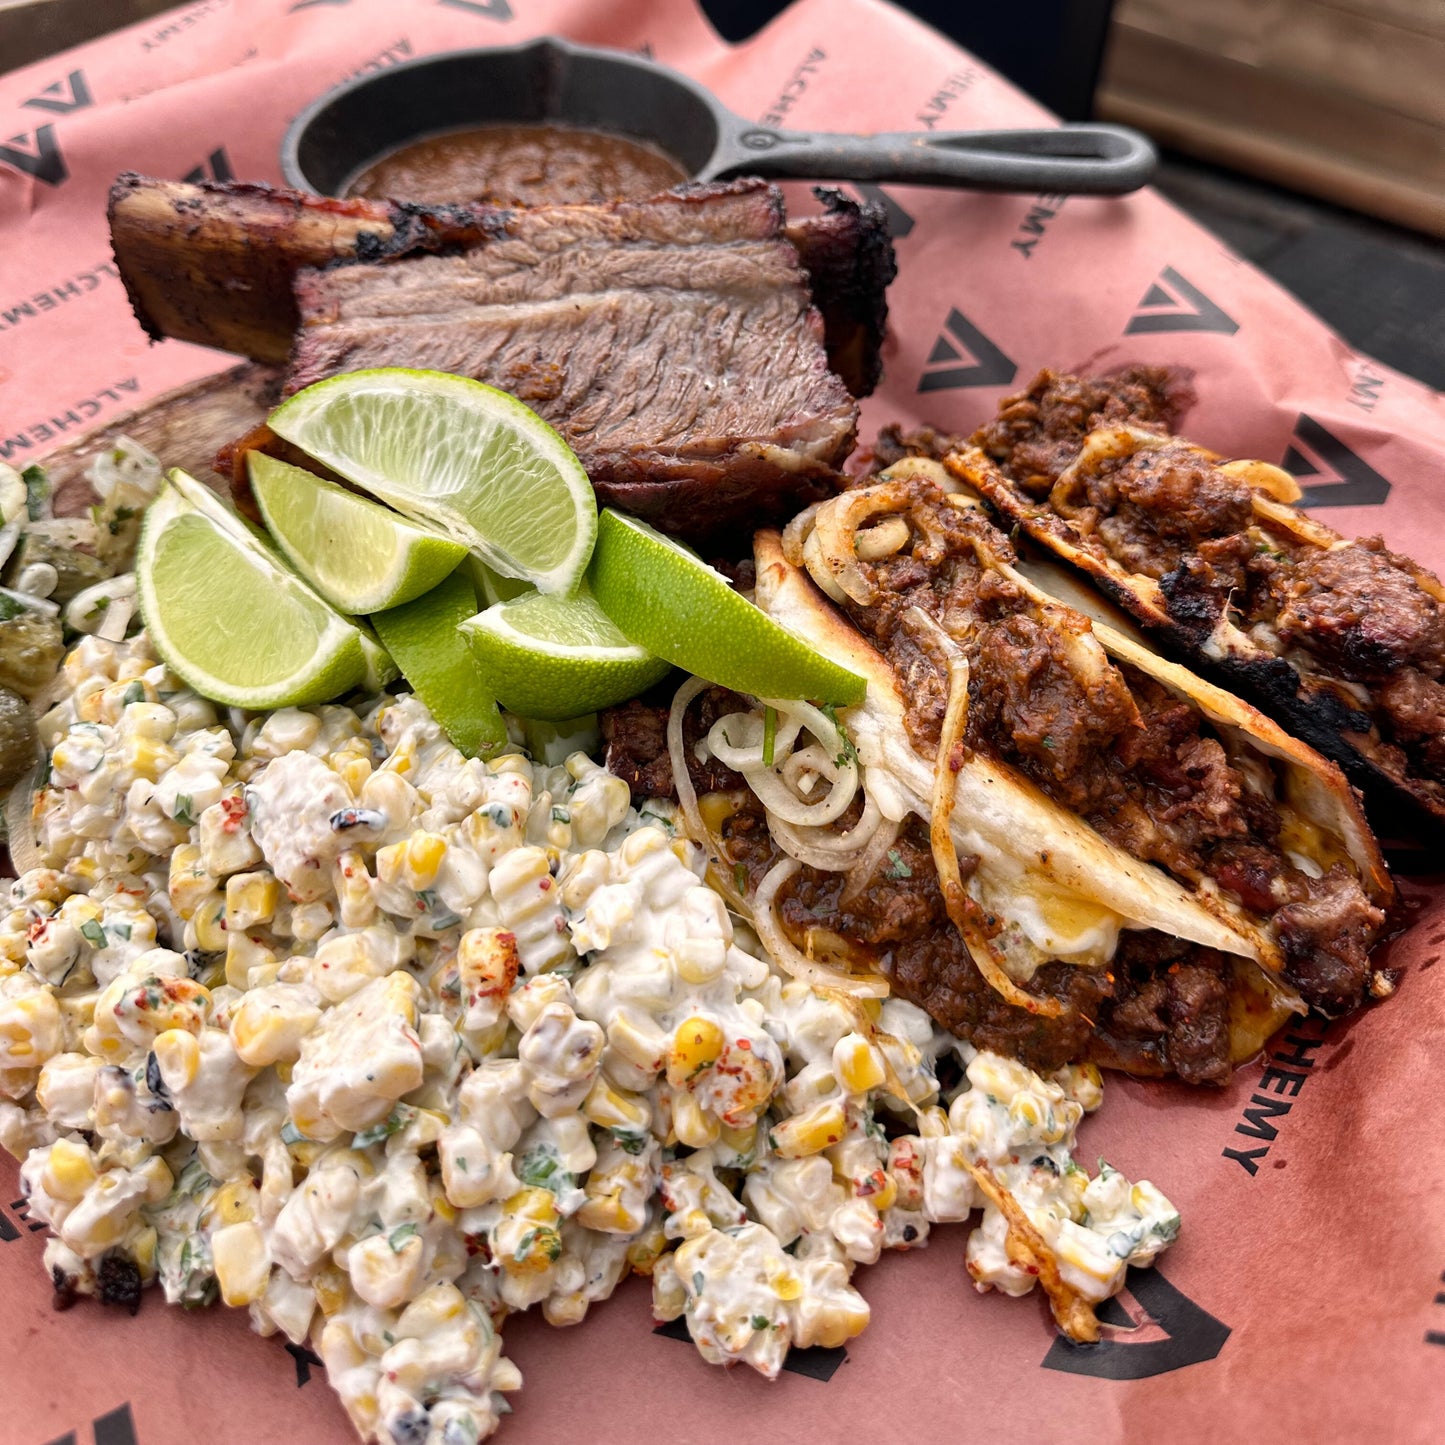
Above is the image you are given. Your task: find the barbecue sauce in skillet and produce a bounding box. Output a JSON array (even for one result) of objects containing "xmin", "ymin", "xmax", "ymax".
[{"xmin": 347, "ymin": 123, "xmax": 690, "ymax": 205}]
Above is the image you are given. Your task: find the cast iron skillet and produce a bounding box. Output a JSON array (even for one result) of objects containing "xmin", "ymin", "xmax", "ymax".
[{"xmin": 281, "ymin": 35, "xmax": 1157, "ymax": 198}]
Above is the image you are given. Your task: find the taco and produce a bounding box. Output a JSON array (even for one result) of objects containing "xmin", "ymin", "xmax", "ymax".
[
  {"xmin": 957, "ymin": 366, "xmax": 1445, "ymax": 831},
  {"xmin": 677, "ymin": 458, "xmax": 1394, "ymax": 1085}
]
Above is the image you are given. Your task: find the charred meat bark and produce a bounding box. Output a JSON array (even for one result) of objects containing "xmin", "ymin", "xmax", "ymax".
[
  {"xmin": 107, "ymin": 173, "xmax": 893, "ymax": 397},
  {"xmin": 284, "ymin": 188, "xmax": 858, "ymax": 542},
  {"xmin": 963, "ymin": 367, "xmax": 1445, "ymax": 829}
]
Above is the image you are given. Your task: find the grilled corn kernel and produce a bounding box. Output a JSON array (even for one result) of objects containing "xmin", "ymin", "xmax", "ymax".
[
  {"xmin": 152, "ymin": 1027, "xmax": 200, "ymax": 1088},
  {"xmin": 0, "ymin": 989, "xmax": 61, "ymax": 1068},
  {"xmin": 833, "ymin": 1033, "xmax": 886, "ymax": 1095},
  {"xmin": 212, "ymin": 1220, "xmax": 270, "ymax": 1306},
  {"xmin": 665, "ymin": 1016, "xmax": 725, "ymax": 1087},
  {"xmin": 625, "ymin": 1219, "xmax": 668, "ymax": 1276},
  {"xmin": 191, "ymin": 896, "xmax": 228, "ymax": 953},
  {"xmin": 224, "ymin": 931, "xmax": 277, "ymax": 991},
  {"xmin": 582, "ymin": 1076, "xmax": 651, "ymax": 1134},
  {"xmin": 225, "ymin": 872, "xmax": 279, "ymax": 930},
  {"xmin": 401, "ymin": 831, "xmax": 447, "ymax": 890},
  {"xmin": 203, "ymin": 1176, "xmax": 260, "ymax": 1228},
  {"xmin": 675, "ymin": 936, "xmax": 727, "ymax": 985},
  {"xmin": 332, "ymin": 851, "xmax": 375, "ymax": 930},
  {"xmin": 44, "ymin": 1137, "xmax": 96, "ymax": 1201},
  {"xmin": 770, "ymin": 1100, "xmax": 847, "ymax": 1159},
  {"xmin": 604, "ymin": 1010, "xmax": 668, "ymax": 1078},
  {"xmin": 575, "ymin": 1189, "xmax": 643, "ymax": 1236},
  {"xmin": 168, "ymin": 845, "xmax": 217, "ymax": 922},
  {"xmin": 116, "ymin": 734, "xmax": 178, "ymax": 785},
  {"xmin": 338, "ymin": 754, "xmax": 372, "ymax": 796},
  {"xmin": 670, "ymin": 1089, "xmax": 720, "ymax": 1149},
  {"xmin": 312, "ymin": 1262, "xmax": 349, "ymax": 1316},
  {"xmin": 130, "ymin": 1224, "xmax": 159, "ymax": 1280}
]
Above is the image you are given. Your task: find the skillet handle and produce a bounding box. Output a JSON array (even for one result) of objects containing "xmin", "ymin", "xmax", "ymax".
[{"xmin": 704, "ymin": 123, "xmax": 1158, "ymax": 195}]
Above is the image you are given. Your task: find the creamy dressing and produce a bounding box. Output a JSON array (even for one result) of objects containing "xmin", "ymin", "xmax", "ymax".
[{"xmin": 0, "ymin": 634, "xmax": 1178, "ymax": 1445}]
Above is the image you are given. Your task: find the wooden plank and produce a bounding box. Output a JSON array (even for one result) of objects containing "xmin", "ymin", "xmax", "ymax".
[{"xmin": 36, "ymin": 361, "xmax": 279, "ymax": 517}]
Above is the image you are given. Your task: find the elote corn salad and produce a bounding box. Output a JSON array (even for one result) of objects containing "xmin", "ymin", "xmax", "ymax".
[{"xmin": 0, "ymin": 452, "xmax": 1180, "ymax": 1445}]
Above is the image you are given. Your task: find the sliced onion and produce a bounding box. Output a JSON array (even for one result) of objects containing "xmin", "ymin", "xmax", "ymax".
[
  {"xmin": 781, "ymin": 501, "xmax": 825, "ymax": 567},
  {"xmin": 4, "ymin": 748, "xmax": 47, "ymax": 875},
  {"xmin": 753, "ymin": 856, "xmax": 889, "ymax": 998},
  {"xmin": 667, "ymin": 675, "xmax": 711, "ymax": 849},
  {"xmin": 840, "ymin": 816, "xmax": 902, "ymax": 901},
  {"xmin": 910, "ymin": 607, "xmax": 1063, "ymax": 1019},
  {"xmin": 0, "ymin": 584, "xmax": 58, "ymax": 617}
]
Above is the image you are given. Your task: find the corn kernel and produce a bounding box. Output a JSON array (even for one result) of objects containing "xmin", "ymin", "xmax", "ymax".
[
  {"xmin": 44, "ymin": 1137, "xmax": 96, "ymax": 1201},
  {"xmin": 225, "ymin": 931, "xmax": 277, "ymax": 991},
  {"xmin": 338, "ymin": 755, "xmax": 372, "ymax": 795},
  {"xmin": 833, "ymin": 1033, "xmax": 886, "ymax": 1095},
  {"xmin": 116, "ymin": 734, "xmax": 178, "ymax": 785},
  {"xmin": 665, "ymin": 1016, "xmax": 724, "ymax": 1088},
  {"xmin": 212, "ymin": 1221, "xmax": 270, "ymax": 1306},
  {"xmin": 192, "ymin": 896, "xmax": 228, "ymax": 953},
  {"xmin": 312, "ymin": 1262, "xmax": 349, "ymax": 1316},
  {"xmin": 575, "ymin": 1190, "xmax": 642, "ymax": 1236},
  {"xmin": 770, "ymin": 1100, "xmax": 847, "ymax": 1159},
  {"xmin": 225, "ymin": 872, "xmax": 279, "ymax": 930},
  {"xmin": 670, "ymin": 1089, "xmax": 719, "ymax": 1149},
  {"xmin": 131, "ymin": 1224, "xmax": 159, "ymax": 1280},
  {"xmin": 152, "ymin": 1027, "xmax": 200, "ymax": 1088},
  {"xmin": 0, "ymin": 989, "xmax": 61, "ymax": 1068},
  {"xmin": 203, "ymin": 1177, "xmax": 260, "ymax": 1228},
  {"xmin": 582, "ymin": 1076, "xmax": 651, "ymax": 1134}
]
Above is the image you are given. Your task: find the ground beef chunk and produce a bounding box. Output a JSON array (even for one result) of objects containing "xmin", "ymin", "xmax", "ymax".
[
  {"xmin": 970, "ymin": 611, "xmax": 1137, "ymax": 810},
  {"xmin": 860, "ymin": 423, "xmax": 968, "ymax": 478},
  {"xmin": 1053, "ymin": 441, "xmax": 1254, "ymax": 579},
  {"xmin": 972, "ymin": 366, "xmax": 1196, "ymax": 497},
  {"xmin": 1272, "ymin": 537, "xmax": 1445, "ymax": 681},
  {"xmin": 1377, "ymin": 668, "xmax": 1445, "ymax": 775},
  {"xmin": 600, "ymin": 688, "xmax": 746, "ymax": 803},
  {"xmin": 1094, "ymin": 935, "xmax": 1233, "ymax": 1085},
  {"xmin": 1273, "ymin": 865, "xmax": 1386, "ymax": 1015},
  {"xmin": 96, "ymin": 1252, "xmax": 143, "ymax": 1314}
]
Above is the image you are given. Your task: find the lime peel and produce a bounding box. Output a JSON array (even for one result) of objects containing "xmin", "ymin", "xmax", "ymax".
[
  {"xmin": 460, "ymin": 585, "xmax": 672, "ymax": 721},
  {"xmin": 588, "ymin": 509, "xmax": 866, "ymax": 705},
  {"xmin": 137, "ymin": 470, "xmax": 368, "ymax": 710},
  {"xmin": 250, "ymin": 452, "xmax": 467, "ymax": 614},
  {"xmin": 267, "ymin": 369, "xmax": 598, "ymax": 595},
  {"xmin": 371, "ymin": 570, "xmax": 509, "ymax": 759}
]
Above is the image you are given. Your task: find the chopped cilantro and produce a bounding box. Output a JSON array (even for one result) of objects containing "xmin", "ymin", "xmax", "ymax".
[
  {"xmin": 1154, "ymin": 1213, "xmax": 1182, "ymax": 1244},
  {"xmin": 122, "ymin": 681, "xmax": 145, "ymax": 706},
  {"xmin": 611, "ymin": 1127, "xmax": 648, "ymax": 1156},
  {"xmin": 551, "ymin": 805, "xmax": 571, "ymax": 824},
  {"xmin": 0, "ymin": 595, "xmax": 21, "ymax": 622},
  {"xmin": 885, "ymin": 848, "xmax": 912, "ymax": 879},
  {"xmin": 821, "ymin": 703, "xmax": 859, "ymax": 768},
  {"xmin": 353, "ymin": 1105, "xmax": 414, "ymax": 1147},
  {"xmin": 79, "ymin": 919, "xmax": 107, "ymax": 949},
  {"xmin": 692, "ymin": 1271, "xmax": 705, "ymax": 1297},
  {"xmin": 387, "ymin": 1222, "xmax": 419, "ymax": 1252},
  {"xmin": 20, "ymin": 464, "xmax": 47, "ymax": 520},
  {"xmin": 172, "ymin": 795, "xmax": 196, "ymax": 826},
  {"xmin": 751, "ymin": 1314, "xmax": 769, "ymax": 1331},
  {"xmin": 733, "ymin": 861, "xmax": 749, "ymax": 897},
  {"xmin": 1041, "ymin": 735, "xmax": 1055, "ymax": 750}
]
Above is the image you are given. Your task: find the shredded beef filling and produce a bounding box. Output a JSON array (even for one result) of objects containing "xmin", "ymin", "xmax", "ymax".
[
  {"xmin": 829, "ymin": 479, "xmax": 1380, "ymax": 1016},
  {"xmin": 1271, "ymin": 536, "xmax": 1445, "ymax": 681},
  {"xmin": 1050, "ymin": 441, "xmax": 1255, "ymax": 580},
  {"xmin": 973, "ymin": 365, "xmax": 1196, "ymax": 497}
]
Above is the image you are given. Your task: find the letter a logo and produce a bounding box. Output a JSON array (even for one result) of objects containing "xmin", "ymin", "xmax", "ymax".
[
  {"xmin": 918, "ymin": 308, "xmax": 1016, "ymax": 392},
  {"xmin": 1282, "ymin": 414, "xmax": 1391, "ymax": 507},
  {"xmin": 1125, "ymin": 266, "xmax": 1238, "ymax": 336},
  {"xmin": 1041, "ymin": 1269, "xmax": 1230, "ymax": 1379}
]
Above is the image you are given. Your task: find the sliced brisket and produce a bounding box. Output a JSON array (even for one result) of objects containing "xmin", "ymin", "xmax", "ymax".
[{"xmin": 286, "ymin": 185, "xmax": 858, "ymax": 543}]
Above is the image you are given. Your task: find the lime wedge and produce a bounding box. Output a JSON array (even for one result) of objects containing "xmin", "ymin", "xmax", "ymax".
[
  {"xmin": 460, "ymin": 585, "xmax": 672, "ymax": 720},
  {"xmin": 371, "ymin": 570, "xmax": 509, "ymax": 758},
  {"xmin": 356, "ymin": 622, "xmax": 400, "ymax": 692},
  {"xmin": 137, "ymin": 470, "xmax": 368, "ymax": 708},
  {"xmin": 249, "ymin": 452, "xmax": 466, "ymax": 613},
  {"xmin": 267, "ymin": 369, "xmax": 597, "ymax": 595},
  {"xmin": 469, "ymin": 555, "xmax": 534, "ymax": 608},
  {"xmin": 588, "ymin": 510, "xmax": 866, "ymax": 705}
]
